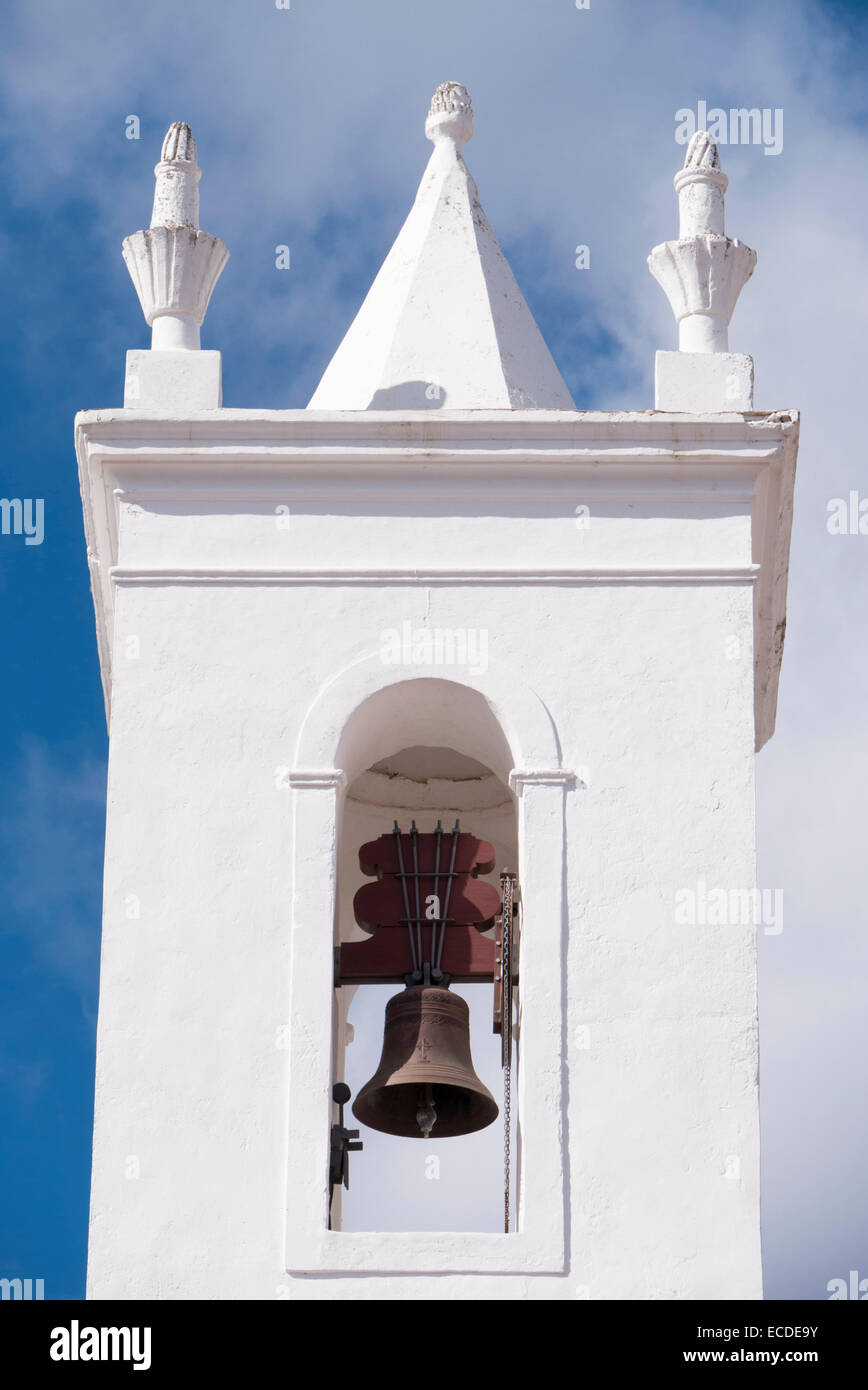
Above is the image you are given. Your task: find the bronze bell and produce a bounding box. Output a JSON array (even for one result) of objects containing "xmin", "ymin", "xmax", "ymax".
[{"xmin": 353, "ymin": 985, "xmax": 498, "ymax": 1138}]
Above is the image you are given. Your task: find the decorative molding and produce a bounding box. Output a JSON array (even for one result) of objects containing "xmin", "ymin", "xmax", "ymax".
[
  {"xmin": 152, "ymin": 122, "xmax": 200, "ymax": 230},
  {"xmin": 123, "ymin": 228, "xmax": 228, "ymax": 331},
  {"xmin": 425, "ymin": 81, "xmax": 474, "ymax": 147},
  {"xmin": 109, "ymin": 565, "xmax": 761, "ymax": 587},
  {"xmin": 647, "ymin": 236, "xmax": 756, "ymax": 328},
  {"xmin": 428, "ymin": 80, "xmax": 473, "ymax": 119},
  {"xmin": 109, "ymin": 484, "xmax": 770, "ymax": 506},
  {"xmin": 76, "ymin": 406, "xmax": 796, "ymax": 447},
  {"xmin": 285, "ymin": 770, "xmax": 347, "ymax": 791},
  {"xmin": 509, "ymin": 769, "xmax": 576, "ymax": 791}
]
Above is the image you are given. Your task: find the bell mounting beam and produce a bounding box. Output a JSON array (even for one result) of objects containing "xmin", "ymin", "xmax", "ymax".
[{"xmin": 335, "ymin": 925, "xmax": 511, "ymax": 985}]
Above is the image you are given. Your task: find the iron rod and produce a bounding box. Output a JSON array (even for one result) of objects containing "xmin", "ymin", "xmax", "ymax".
[
  {"xmin": 435, "ymin": 821, "xmax": 460, "ymax": 974},
  {"xmin": 410, "ymin": 820, "xmax": 423, "ymax": 968},
  {"xmin": 393, "ymin": 821, "xmax": 418, "ymax": 974},
  {"xmin": 431, "ymin": 819, "xmax": 443, "ymax": 970}
]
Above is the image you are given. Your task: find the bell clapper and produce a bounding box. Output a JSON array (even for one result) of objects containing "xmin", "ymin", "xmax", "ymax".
[{"xmin": 416, "ymin": 1084, "xmax": 437, "ymax": 1139}]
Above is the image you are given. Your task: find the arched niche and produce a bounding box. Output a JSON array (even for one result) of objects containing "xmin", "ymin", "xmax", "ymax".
[{"xmin": 284, "ymin": 657, "xmax": 572, "ymax": 1274}]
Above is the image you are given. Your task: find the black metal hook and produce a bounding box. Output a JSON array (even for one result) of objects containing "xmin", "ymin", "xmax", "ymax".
[{"xmin": 328, "ymin": 1082, "xmax": 363, "ymax": 1227}]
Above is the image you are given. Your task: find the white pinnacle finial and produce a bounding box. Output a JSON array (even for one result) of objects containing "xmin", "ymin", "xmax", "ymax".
[
  {"xmin": 150, "ymin": 121, "xmax": 201, "ymax": 231},
  {"xmin": 122, "ymin": 122, "xmax": 228, "ymax": 351},
  {"xmin": 674, "ymin": 131, "xmax": 728, "ymax": 239},
  {"xmin": 425, "ymin": 82, "xmax": 473, "ymax": 148},
  {"xmin": 684, "ymin": 129, "xmax": 722, "ymax": 172},
  {"xmin": 648, "ymin": 133, "xmax": 756, "ymax": 354},
  {"xmin": 161, "ymin": 121, "xmax": 197, "ymax": 164}
]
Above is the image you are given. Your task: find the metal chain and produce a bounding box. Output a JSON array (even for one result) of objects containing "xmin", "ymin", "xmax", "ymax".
[
  {"xmin": 503, "ymin": 1061, "xmax": 511, "ymax": 1233},
  {"xmin": 501, "ymin": 872, "xmax": 513, "ymax": 1233}
]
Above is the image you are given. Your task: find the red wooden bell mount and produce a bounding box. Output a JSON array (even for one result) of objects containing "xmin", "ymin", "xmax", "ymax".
[{"xmin": 336, "ymin": 821, "xmax": 502, "ymax": 986}]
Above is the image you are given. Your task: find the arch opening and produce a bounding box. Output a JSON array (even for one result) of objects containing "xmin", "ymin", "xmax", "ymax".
[{"xmin": 329, "ymin": 679, "xmax": 520, "ymax": 1233}]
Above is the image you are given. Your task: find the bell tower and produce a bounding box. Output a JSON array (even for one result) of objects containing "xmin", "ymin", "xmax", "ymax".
[{"xmin": 78, "ymin": 86, "xmax": 797, "ymax": 1299}]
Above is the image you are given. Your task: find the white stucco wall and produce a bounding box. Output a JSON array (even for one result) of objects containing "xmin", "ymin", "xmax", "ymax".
[{"xmin": 78, "ymin": 409, "xmax": 796, "ymax": 1300}]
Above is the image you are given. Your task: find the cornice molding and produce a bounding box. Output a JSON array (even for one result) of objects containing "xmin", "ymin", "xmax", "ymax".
[
  {"xmin": 110, "ymin": 565, "xmax": 760, "ymax": 587},
  {"xmin": 509, "ymin": 769, "xmax": 576, "ymax": 792},
  {"xmin": 284, "ymin": 770, "xmax": 348, "ymax": 791},
  {"xmin": 74, "ymin": 407, "xmax": 798, "ymax": 461}
]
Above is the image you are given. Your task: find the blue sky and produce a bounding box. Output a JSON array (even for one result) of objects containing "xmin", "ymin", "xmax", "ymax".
[{"xmin": 1, "ymin": 0, "xmax": 868, "ymax": 1299}]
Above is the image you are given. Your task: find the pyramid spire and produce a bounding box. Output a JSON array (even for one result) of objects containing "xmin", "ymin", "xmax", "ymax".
[{"xmin": 307, "ymin": 83, "xmax": 574, "ymax": 410}]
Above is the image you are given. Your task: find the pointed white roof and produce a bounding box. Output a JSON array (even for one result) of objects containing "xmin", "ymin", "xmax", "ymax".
[{"xmin": 307, "ymin": 83, "xmax": 574, "ymax": 410}]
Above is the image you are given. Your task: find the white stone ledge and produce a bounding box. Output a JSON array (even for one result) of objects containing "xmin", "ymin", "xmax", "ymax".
[
  {"xmin": 74, "ymin": 407, "xmax": 798, "ymax": 452},
  {"xmin": 285, "ymin": 1229, "xmax": 564, "ymax": 1276}
]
